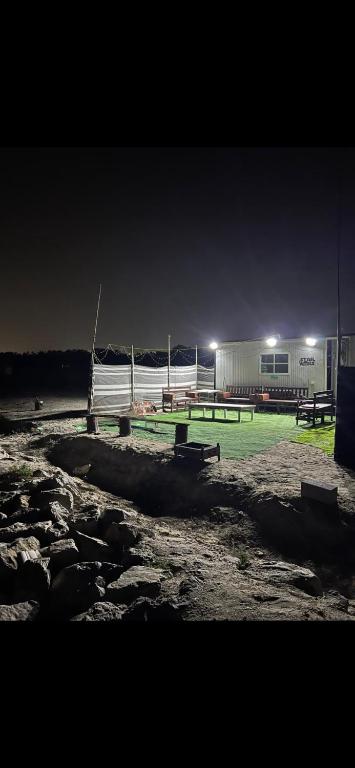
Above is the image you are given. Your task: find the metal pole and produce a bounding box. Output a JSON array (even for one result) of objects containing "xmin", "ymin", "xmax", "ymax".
[
  {"xmin": 88, "ymin": 283, "xmax": 102, "ymax": 413},
  {"xmin": 337, "ymin": 177, "xmax": 342, "ymax": 375},
  {"xmin": 131, "ymin": 344, "xmax": 135, "ymax": 406},
  {"xmin": 195, "ymin": 344, "xmax": 198, "ymax": 389},
  {"xmin": 168, "ymin": 334, "xmax": 171, "ymax": 391}
]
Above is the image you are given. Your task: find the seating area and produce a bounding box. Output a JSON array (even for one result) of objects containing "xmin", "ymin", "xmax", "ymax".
[
  {"xmin": 219, "ymin": 385, "xmax": 309, "ymax": 413},
  {"xmin": 296, "ymin": 390, "xmax": 335, "ymax": 427},
  {"xmin": 162, "ymin": 388, "xmax": 198, "ymax": 412}
]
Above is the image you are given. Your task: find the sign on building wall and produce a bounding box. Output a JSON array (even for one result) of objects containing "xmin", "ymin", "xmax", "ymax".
[{"xmin": 299, "ymin": 357, "xmax": 315, "ymax": 366}]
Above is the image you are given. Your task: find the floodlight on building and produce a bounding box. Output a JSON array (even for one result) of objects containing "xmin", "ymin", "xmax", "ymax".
[
  {"xmin": 265, "ymin": 336, "xmax": 277, "ymax": 347},
  {"xmin": 209, "ymin": 341, "xmax": 218, "ymax": 350},
  {"xmin": 305, "ymin": 337, "xmax": 317, "ymax": 347}
]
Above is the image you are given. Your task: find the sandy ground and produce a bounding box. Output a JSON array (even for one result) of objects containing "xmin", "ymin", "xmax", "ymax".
[{"xmin": 1, "ymin": 408, "xmax": 355, "ymax": 620}]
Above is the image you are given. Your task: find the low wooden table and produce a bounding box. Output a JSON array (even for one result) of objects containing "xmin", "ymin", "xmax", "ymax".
[{"xmin": 188, "ymin": 401, "xmax": 255, "ymax": 422}]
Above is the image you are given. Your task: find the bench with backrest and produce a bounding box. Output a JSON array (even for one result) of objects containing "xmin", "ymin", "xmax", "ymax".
[
  {"xmin": 162, "ymin": 387, "xmax": 198, "ymax": 412},
  {"xmin": 220, "ymin": 385, "xmax": 309, "ymax": 412},
  {"xmin": 296, "ymin": 390, "xmax": 335, "ymax": 426}
]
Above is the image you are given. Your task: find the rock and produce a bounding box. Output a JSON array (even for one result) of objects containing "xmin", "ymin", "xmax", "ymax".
[
  {"xmin": 7, "ymin": 536, "xmax": 41, "ymax": 558},
  {"xmin": 50, "ymin": 562, "xmax": 106, "ymax": 616},
  {"xmin": 0, "ymin": 513, "xmax": 8, "ymax": 523},
  {"xmin": 67, "ymin": 510, "xmax": 102, "ymax": 537},
  {"xmin": 34, "ymin": 476, "xmax": 65, "ymax": 491},
  {"xmin": 47, "ymin": 501, "xmax": 71, "ymax": 524},
  {"xmin": 121, "ymin": 547, "xmax": 153, "ymax": 568},
  {"xmin": 32, "ymin": 469, "xmax": 51, "ymax": 479},
  {"xmin": 0, "ymin": 522, "xmax": 34, "ymax": 543},
  {"xmin": 106, "ymin": 566, "xmax": 163, "ymax": 603},
  {"xmin": 40, "ymin": 538, "xmax": 80, "ymax": 574},
  {"xmin": 72, "ymin": 464, "xmax": 91, "ymax": 477},
  {"xmin": 252, "ymin": 560, "xmax": 323, "ymax": 597},
  {"xmin": 32, "ymin": 488, "xmax": 74, "ymax": 513},
  {"xmin": 2, "ymin": 493, "xmax": 30, "ymax": 515},
  {"xmin": 99, "ymin": 506, "xmax": 125, "ymax": 530},
  {"xmin": 31, "ymin": 520, "xmax": 70, "ymax": 546},
  {"xmin": 17, "ymin": 549, "xmax": 42, "ymax": 566},
  {"xmin": 71, "ymin": 601, "xmax": 126, "ymax": 621},
  {"xmin": 0, "ymin": 549, "xmax": 18, "ymax": 587},
  {"xmin": 97, "ymin": 562, "xmax": 124, "ymax": 582},
  {"xmin": 103, "ymin": 521, "xmax": 142, "ymax": 548},
  {"xmin": 0, "ymin": 600, "xmax": 40, "ymax": 621},
  {"xmin": 73, "ymin": 530, "xmax": 114, "ymax": 561},
  {"xmin": 324, "ymin": 590, "xmax": 349, "ymax": 613},
  {"xmin": 122, "ymin": 597, "xmax": 181, "ymax": 622},
  {"xmin": 14, "ymin": 558, "xmax": 51, "ymax": 602}
]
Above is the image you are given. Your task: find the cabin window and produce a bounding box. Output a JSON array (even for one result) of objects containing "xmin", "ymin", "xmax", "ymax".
[{"xmin": 260, "ymin": 353, "xmax": 289, "ymax": 374}]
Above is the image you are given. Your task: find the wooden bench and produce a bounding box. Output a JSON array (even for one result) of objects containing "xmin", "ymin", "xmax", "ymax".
[
  {"xmin": 188, "ymin": 401, "xmax": 255, "ymax": 422},
  {"xmin": 221, "ymin": 385, "xmax": 309, "ymax": 413},
  {"xmin": 296, "ymin": 390, "xmax": 335, "ymax": 427}
]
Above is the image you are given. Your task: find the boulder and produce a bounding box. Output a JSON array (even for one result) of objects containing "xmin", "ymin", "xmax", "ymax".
[
  {"xmin": 7, "ymin": 536, "xmax": 41, "ymax": 558},
  {"xmin": 122, "ymin": 597, "xmax": 181, "ymax": 622},
  {"xmin": 31, "ymin": 488, "xmax": 74, "ymax": 513},
  {"xmin": 71, "ymin": 601, "xmax": 126, "ymax": 621},
  {"xmin": 106, "ymin": 566, "xmax": 163, "ymax": 603},
  {"xmin": 14, "ymin": 558, "xmax": 51, "ymax": 602},
  {"xmin": 0, "ymin": 513, "xmax": 7, "ymax": 523},
  {"xmin": 40, "ymin": 538, "xmax": 80, "ymax": 574},
  {"xmin": 50, "ymin": 562, "xmax": 106, "ymax": 616},
  {"xmin": 72, "ymin": 530, "xmax": 114, "ymax": 562},
  {"xmin": 97, "ymin": 562, "xmax": 124, "ymax": 583},
  {"xmin": 2, "ymin": 493, "xmax": 30, "ymax": 515},
  {"xmin": 67, "ymin": 510, "xmax": 102, "ymax": 537},
  {"xmin": 121, "ymin": 547, "xmax": 153, "ymax": 569},
  {"xmin": 31, "ymin": 520, "xmax": 70, "ymax": 546},
  {"xmin": 0, "ymin": 522, "xmax": 34, "ymax": 543},
  {"xmin": 98, "ymin": 506, "xmax": 125, "ymax": 531},
  {"xmin": 0, "ymin": 600, "xmax": 40, "ymax": 621},
  {"xmin": 103, "ymin": 521, "xmax": 142, "ymax": 548},
  {"xmin": 251, "ymin": 560, "xmax": 323, "ymax": 597},
  {"xmin": 47, "ymin": 501, "xmax": 71, "ymax": 524},
  {"xmin": 17, "ymin": 549, "xmax": 42, "ymax": 566},
  {"xmin": 0, "ymin": 549, "xmax": 18, "ymax": 588}
]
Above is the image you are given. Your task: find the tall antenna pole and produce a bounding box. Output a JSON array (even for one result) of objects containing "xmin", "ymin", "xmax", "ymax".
[
  {"xmin": 337, "ymin": 176, "xmax": 342, "ymax": 375},
  {"xmin": 195, "ymin": 344, "xmax": 198, "ymax": 389},
  {"xmin": 131, "ymin": 344, "xmax": 135, "ymax": 407},
  {"xmin": 167, "ymin": 334, "xmax": 171, "ymax": 391},
  {"xmin": 88, "ymin": 283, "xmax": 102, "ymax": 413}
]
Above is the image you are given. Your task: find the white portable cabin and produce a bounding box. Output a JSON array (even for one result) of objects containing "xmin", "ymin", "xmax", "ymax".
[{"xmin": 216, "ymin": 335, "xmax": 355, "ymax": 397}]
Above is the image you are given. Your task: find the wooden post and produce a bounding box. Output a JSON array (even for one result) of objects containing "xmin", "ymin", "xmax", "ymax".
[
  {"xmin": 175, "ymin": 423, "xmax": 188, "ymax": 445},
  {"xmin": 168, "ymin": 334, "xmax": 171, "ymax": 391},
  {"xmin": 131, "ymin": 344, "xmax": 135, "ymax": 406},
  {"xmin": 87, "ymin": 414, "xmax": 98, "ymax": 434},
  {"xmin": 87, "ymin": 283, "xmax": 102, "ymax": 414},
  {"xmin": 119, "ymin": 416, "xmax": 131, "ymax": 436}
]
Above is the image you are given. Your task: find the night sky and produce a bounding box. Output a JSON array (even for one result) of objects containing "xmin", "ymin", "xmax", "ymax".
[{"xmin": 1, "ymin": 146, "xmax": 354, "ymax": 353}]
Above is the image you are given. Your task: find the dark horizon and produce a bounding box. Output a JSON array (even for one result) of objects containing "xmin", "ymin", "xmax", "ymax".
[{"xmin": 1, "ymin": 146, "xmax": 354, "ymax": 353}]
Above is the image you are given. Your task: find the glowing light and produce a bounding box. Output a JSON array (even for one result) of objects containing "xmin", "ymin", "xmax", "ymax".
[
  {"xmin": 305, "ymin": 337, "xmax": 317, "ymax": 347},
  {"xmin": 265, "ymin": 336, "xmax": 277, "ymax": 347},
  {"xmin": 209, "ymin": 341, "xmax": 218, "ymax": 350}
]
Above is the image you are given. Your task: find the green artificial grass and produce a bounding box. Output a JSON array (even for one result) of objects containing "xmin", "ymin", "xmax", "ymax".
[
  {"xmin": 293, "ymin": 423, "xmax": 335, "ymax": 456},
  {"xmin": 75, "ymin": 409, "xmax": 336, "ymax": 459},
  {"xmin": 76, "ymin": 410, "xmax": 305, "ymax": 460}
]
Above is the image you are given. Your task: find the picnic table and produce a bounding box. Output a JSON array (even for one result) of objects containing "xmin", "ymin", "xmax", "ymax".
[{"xmin": 188, "ymin": 401, "xmax": 255, "ymax": 422}]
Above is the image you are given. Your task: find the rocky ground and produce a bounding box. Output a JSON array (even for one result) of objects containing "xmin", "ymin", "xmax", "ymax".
[{"xmin": 1, "ymin": 414, "xmax": 355, "ymax": 621}]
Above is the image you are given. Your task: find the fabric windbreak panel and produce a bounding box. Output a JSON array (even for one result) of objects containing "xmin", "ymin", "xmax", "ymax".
[
  {"xmin": 134, "ymin": 365, "xmax": 168, "ymax": 405},
  {"xmin": 169, "ymin": 365, "xmax": 197, "ymax": 390},
  {"xmin": 197, "ymin": 365, "xmax": 214, "ymax": 389},
  {"xmin": 92, "ymin": 364, "xmax": 131, "ymax": 413}
]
